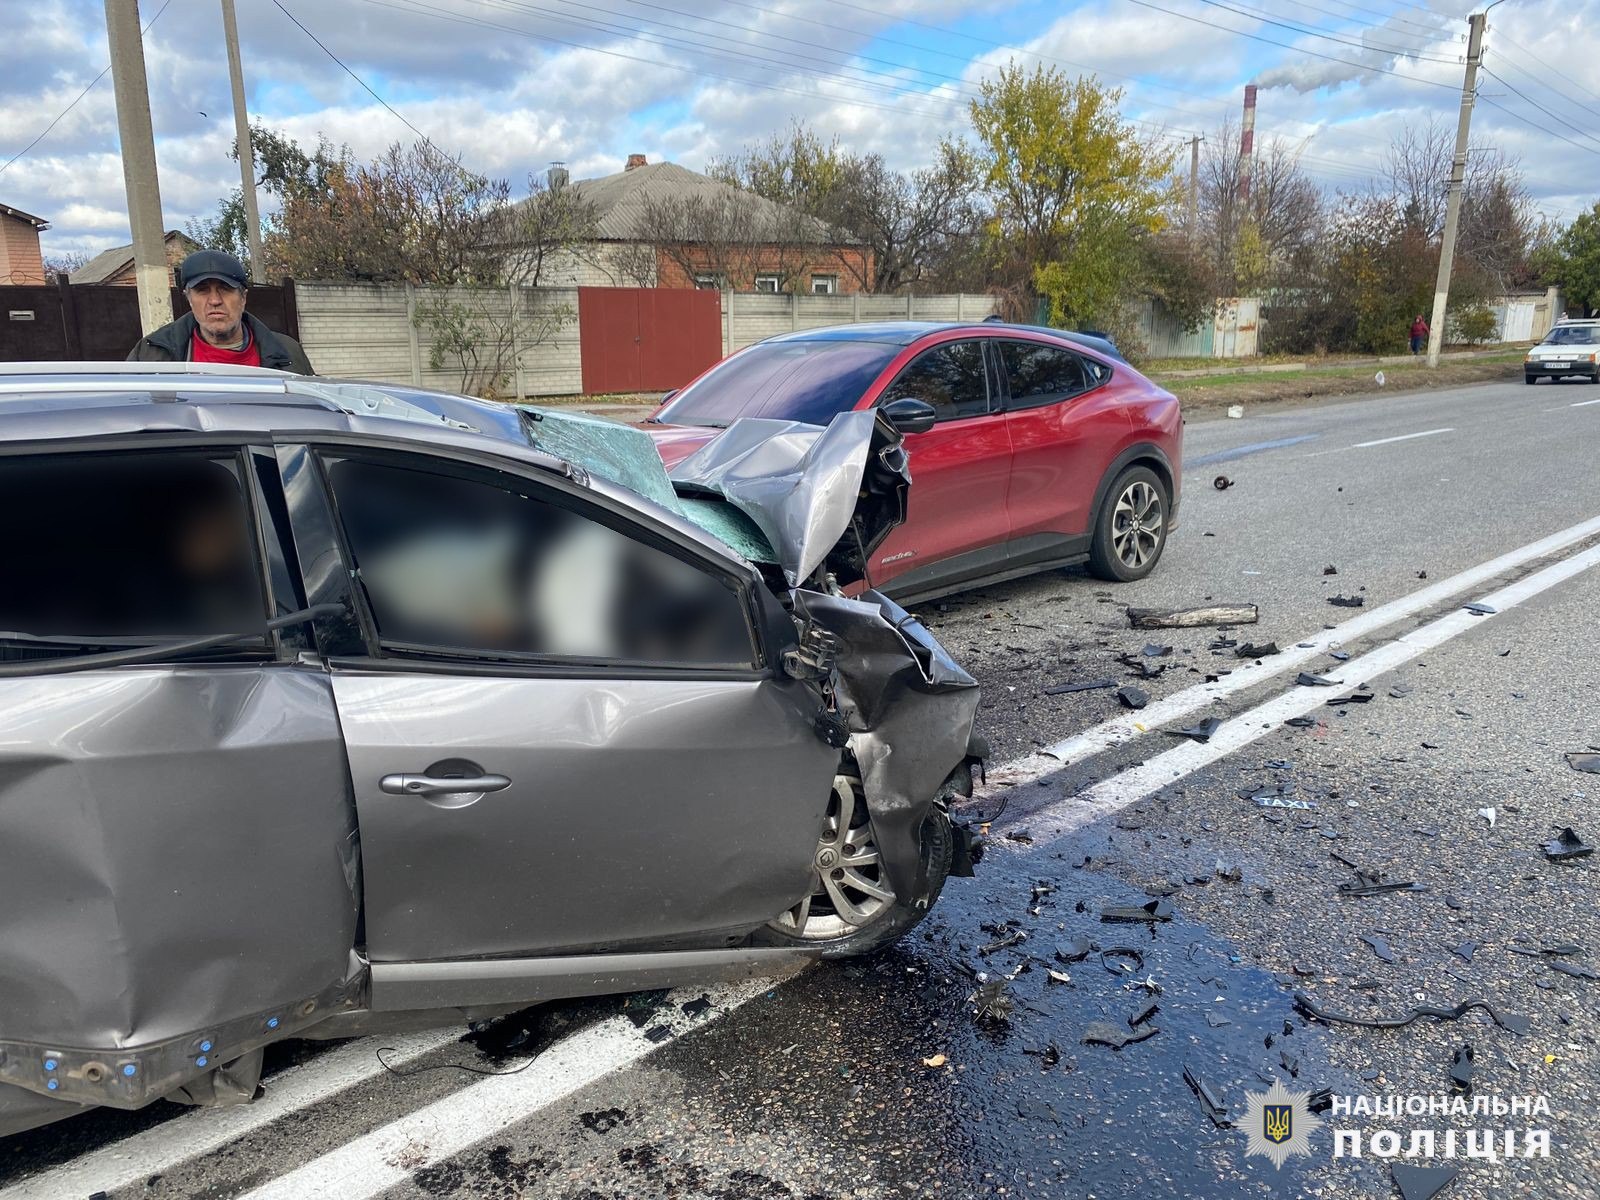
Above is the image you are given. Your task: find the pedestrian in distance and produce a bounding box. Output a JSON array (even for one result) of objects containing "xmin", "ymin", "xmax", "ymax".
[
  {"xmin": 126, "ymin": 249, "xmax": 314, "ymax": 372},
  {"xmin": 1409, "ymin": 313, "xmax": 1429, "ymax": 355}
]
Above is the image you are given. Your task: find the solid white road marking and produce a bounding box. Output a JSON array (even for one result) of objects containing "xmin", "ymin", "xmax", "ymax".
[
  {"xmin": 983, "ymin": 511, "xmax": 1600, "ymax": 793},
  {"xmin": 231, "ymin": 973, "xmax": 797, "ymax": 1200},
  {"xmin": 1352, "ymin": 427, "xmax": 1454, "ymax": 447},
  {"xmin": 1569, "ymin": 398, "xmax": 1600, "ymax": 408},
  {"xmin": 0, "ymin": 1030, "xmax": 464, "ymax": 1200},
  {"xmin": 1001, "ymin": 538, "xmax": 1600, "ymax": 845}
]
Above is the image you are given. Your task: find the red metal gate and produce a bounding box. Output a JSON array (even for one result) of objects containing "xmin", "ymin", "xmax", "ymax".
[{"xmin": 578, "ymin": 287, "xmax": 722, "ymax": 395}]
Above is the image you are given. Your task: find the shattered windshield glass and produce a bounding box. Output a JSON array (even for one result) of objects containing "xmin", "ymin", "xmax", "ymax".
[{"xmin": 653, "ymin": 340, "xmax": 900, "ymax": 427}]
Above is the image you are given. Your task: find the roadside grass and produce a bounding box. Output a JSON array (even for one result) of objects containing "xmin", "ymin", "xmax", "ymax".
[{"xmin": 1166, "ymin": 352, "xmax": 1528, "ymax": 412}]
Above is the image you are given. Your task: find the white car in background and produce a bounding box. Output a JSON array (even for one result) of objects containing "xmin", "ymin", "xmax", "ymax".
[{"xmin": 1525, "ymin": 319, "xmax": 1600, "ymax": 384}]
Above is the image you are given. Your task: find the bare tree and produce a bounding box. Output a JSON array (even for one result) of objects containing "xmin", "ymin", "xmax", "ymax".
[
  {"xmin": 1199, "ymin": 117, "xmax": 1322, "ymax": 293},
  {"xmin": 631, "ymin": 188, "xmax": 836, "ymax": 291},
  {"xmin": 493, "ymin": 173, "xmax": 601, "ymax": 286}
]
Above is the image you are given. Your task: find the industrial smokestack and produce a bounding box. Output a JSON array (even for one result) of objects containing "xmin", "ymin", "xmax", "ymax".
[
  {"xmin": 547, "ymin": 161, "xmax": 569, "ymax": 191},
  {"xmin": 1238, "ymin": 84, "xmax": 1257, "ymax": 204}
]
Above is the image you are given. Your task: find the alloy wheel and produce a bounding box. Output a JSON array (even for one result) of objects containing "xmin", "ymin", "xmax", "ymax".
[
  {"xmin": 1111, "ymin": 480, "xmax": 1163, "ymax": 570},
  {"xmin": 771, "ymin": 773, "xmax": 895, "ymax": 941}
]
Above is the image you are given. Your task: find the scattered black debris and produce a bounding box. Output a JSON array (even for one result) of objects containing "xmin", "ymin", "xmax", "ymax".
[
  {"xmin": 1323, "ymin": 565, "xmax": 1338, "ymax": 576},
  {"xmin": 1098, "ymin": 946, "xmax": 1145, "ymax": 975},
  {"xmin": 1183, "ymin": 1065, "xmax": 1230, "ymax": 1127},
  {"xmin": 1116, "ymin": 685, "xmax": 1150, "ymax": 710},
  {"xmin": 1168, "ymin": 717, "xmax": 1223, "ymax": 743},
  {"xmin": 622, "ymin": 990, "xmax": 670, "ymax": 1029},
  {"xmin": 1462, "ymin": 602, "xmax": 1496, "ymax": 615},
  {"xmin": 644, "ymin": 1025, "xmax": 671, "ymax": 1043},
  {"xmin": 1234, "ymin": 641, "xmax": 1279, "ymax": 658},
  {"xmin": 1361, "ymin": 934, "xmax": 1395, "ymax": 963},
  {"xmin": 1389, "ymin": 684, "xmax": 1413, "ymax": 698},
  {"xmin": 1337, "ymin": 870, "xmax": 1425, "ymax": 897},
  {"xmin": 1542, "ymin": 827, "xmax": 1594, "ymax": 862},
  {"xmin": 1044, "ymin": 678, "xmax": 1116, "ymax": 695},
  {"xmin": 1128, "ymin": 1001, "xmax": 1161, "ymax": 1028},
  {"xmin": 1083, "ymin": 1021, "xmax": 1159, "ymax": 1049},
  {"xmin": 1102, "ymin": 898, "xmax": 1174, "ymax": 924},
  {"xmin": 1279, "ymin": 1050, "xmax": 1300, "ymax": 1077},
  {"xmin": 1327, "ymin": 692, "xmax": 1375, "ymax": 706},
  {"xmin": 1142, "ymin": 643, "xmax": 1174, "ymax": 657},
  {"xmin": 1308, "ymin": 1088, "xmax": 1334, "ymax": 1113},
  {"xmin": 1565, "ymin": 752, "xmax": 1600, "ymax": 774},
  {"xmin": 1128, "ymin": 604, "xmax": 1259, "ymax": 629},
  {"xmin": 1209, "ymin": 634, "xmax": 1239, "ymax": 650},
  {"xmin": 1293, "ymin": 992, "xmax": 1531, "ymax": 1035},
  {"xmin": 1213, "ymin": 475, "xmax": 1234, "ymax": 490},
  {"xmin": 1328, "ymin": 594, "xmax": 1365, "ymax": 608},
  {"xmin": 680, "ymin": 994, "xmax": 713, "ymax": 1019},
  {"xmin": 1391, "ymin": 1164, "xmax": 1458, "ymax": 1200},
  {"xmin": 979, "ymin": 928, "xmax": 1027, "ymax": 955},
  {"xmin": 1016, "ymin": 1097, "xmax": 1061, "ymax": 1122},
  {"xmin": 1205, "ymin": 1011, "xmax": 1232, "ymax": 1028},
  {"xmin": 1285, "ymin": 715, "xmax": 1316, "ymax": 728},
  {"xmin": 1450, "ymin": 942, "xmax": 1478, "ymax": 963},
  {"xmin": 1328, "ymin": 650, "xmax": 1351, "ymax": 661},
  {"xmin": 971, "ymin": 979, "xmax": 1013, "ymax": 1024},
  {"xmin": 1549, "ymin": 961, "xmax": 1600, "ymax": 981},
  {"xmin": 1006, "ymin": 828, "xmax": 1034, "ymax": 845},
  {"xmin": 1448, "ymin": 1044, "xmax": 1475, "ymax": 1094},
  {"xmin": 1055, "ymin": 938, "xmax": 1094, "ymax": 964},
  {"xmin": 1296, "ymin": 672, "xmax": 1340, "ymax": 687}
]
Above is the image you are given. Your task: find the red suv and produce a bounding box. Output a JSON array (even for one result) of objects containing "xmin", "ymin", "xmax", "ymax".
[{"xmin": 645, "ymin": 321, "xmax": 1182, "ymax": 603}]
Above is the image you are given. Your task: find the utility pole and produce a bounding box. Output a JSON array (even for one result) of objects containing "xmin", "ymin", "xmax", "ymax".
[
  {"xmin": 104, "ymin": 0, "xmax": 170, "ymax": 336},
  {"xmin": 1426, "ymin": 10, "xmax": 1487, "ymax": 368},
  {"xmin": 1188, "ymin": 135, "xmax": 1202, "ymax": 242},
  {"xmin": 222, "ymin": 0, "xmax": 264, "ymax": 281}
]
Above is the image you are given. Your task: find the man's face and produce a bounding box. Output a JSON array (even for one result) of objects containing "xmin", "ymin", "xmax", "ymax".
[{"xmin": 187, "ymin": 279, "xmax": 246, "ymax": 340}]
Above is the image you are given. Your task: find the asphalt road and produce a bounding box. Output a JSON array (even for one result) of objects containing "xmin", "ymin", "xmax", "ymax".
[{"xmin": 4, "ymin": 377, "xmax": 1598, "ymax": 1200}]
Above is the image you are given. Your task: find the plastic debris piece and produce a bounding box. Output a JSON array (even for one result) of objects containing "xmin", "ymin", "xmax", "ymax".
[
  {"xmin": 1128, "ymin": 1001, "xmax": 1160, "ymax": 1028},
  {"xmin": 1449, "ymin": 942, "xmax": 1478, "ymax": 963},
  {"xmin": 1116, "ymin": 686, "xmax": 1149, "ymax": 710},
  {"xmin": 1374, "ymin": 371, "xmax": 1385, "ymax": 386},
  {"xmin": 1213, "ymin": 475, "xmax": 1234, "ymax": 491},
  {"xmin": 1329, "ymin": 650, "xmax": 1351, "ymax": 661},
  {"xmin": 1205, "ymin": 1011, "xmax": 1232, "ymax": 1028},
  {"xmin": 1142, "ymin": 642, "xmax": 1174, "ymax": 657},
  {"xmin": 1183, "ymin": 1065, "xmax": 1230, "ymax": 1127},
  {"xmin": 1227, "ymin": 404, "xmax": 1244, "ymax": 418},
  {"xmin": 1234, "ymin": 641, "xmax": 1279, "ymax": 658},
  {"xmin": 1462, "ymin": 602, "xmax": 1495, "ymax": 615},
  {"xmin": 1055, "ymin": 938, "xmax": 1093, "ymax": 964},
  {"xmin": 971, "ymin": 979, "xmax": 1013, "ymax": 1024},
  {"xmin": 1391, "ymin": 1164, "xmax": 1459, "ymax": 1200},
  {"xmin": 1565, "ymin": 752, "xmax": 1600, "ymax": 774},
  {"xmin": 1361, "ymin": 934, "xmax": 1395, "ymax": 963},
  {"xmin": 681, "ymin": 994, "xmax": 713, "ymax": 1019},
  {"xmin": 1337, "ymin": 871, "xmax": 1425, "ymax": 897},
  {"xmin": 1323, "ymin": 565, "xmax": 1338, "ymax": 575},
  {"xmin": 1296, "ymin": 672, "xmax": 1340, "ymax": 687},
  {"xmin": 1389, "ymin": 685, "xmax": 1413, "ymax": 698},
  {"xmin": 1477, "ymin": 807, "xmax": 1496, "ymax": 830},
  {"xmin": 1209, "ymin": 635, "xmax": 1239, "ymax": 650},
  {"xmin": 1284, "ymin": 716, "xmax": 1316, "ymax": 728},
  {"xmin": 644, "ymin": 1025, "xmax": 671, "ymax": 1043},
  {"xmin": 1328, "ymin": 595, "xmax": 1365, "ymax": 608},
  {"xmin": 1101, "ymin": 898, "xmax": 1174, "ymax": 924},
  {"xmin": 1043, "ymin": 678, "xmax": 1116, "ymax": 695},
  {"xmin": 1099, "ymin": 946, "xmax": 1145, "ymax": 975},
  {"xmin": 1006, "ymin": 828, "xmax": 1034, "ymax": 844},
  {"xmin": 1448, "ymin": 1044, "xmax": 1474, "ymax": 1094},
  {"xmin": 922, "ymin": 1053, "xmax": 947, "ymax": 1068},
  {"xmin": 1292, "ymin": 991, "xmax": 1531, "ymax": 1035},
  {"xmin": 1082, "ymin": 1021, "xmax": 1159, "ymax": 1049},
  {"xmin": 1045, "ymin": 968, "xmax": 1071, "ymax": 984},
  {"xmin": 979, "ymin": 929, "xmax": 1027, "ymax": 955},
  {"xmin": 1549, "ymin": 961, "xmax": 1600, "ymax": 981},
  {"xmin": 1542, "ymin": 827, "xmax": 1594, "ymax": 862},
  {"xmin": 1326, "ymin": 692, "xmax": 1374, "ymax": 706},
  {"xmin": 1127, "ymin": 604, "xmax": 1258, "ymax": 629},
  {"xmin": 1168, "ymin": 717, "xmax": 1223, "ymax": 743}
]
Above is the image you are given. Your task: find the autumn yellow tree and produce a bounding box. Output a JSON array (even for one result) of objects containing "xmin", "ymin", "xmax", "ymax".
[{"xmin": 962, "ymin": 63, "xmax": 1179, "ymax": 330}]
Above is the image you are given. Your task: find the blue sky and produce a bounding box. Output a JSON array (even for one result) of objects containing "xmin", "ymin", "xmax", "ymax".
[{"xmin": 2, "ymin": 0, "xmax": 1596, "ymax": 260}]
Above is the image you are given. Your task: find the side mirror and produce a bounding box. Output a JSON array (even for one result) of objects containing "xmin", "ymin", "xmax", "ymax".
[
  {"xmin": 881, "ymin": 397, "xmax": 937, "ymax": 435},
  {"xmin": 659, "ymin": 389, "xmax": 678, "ymax": 403}
]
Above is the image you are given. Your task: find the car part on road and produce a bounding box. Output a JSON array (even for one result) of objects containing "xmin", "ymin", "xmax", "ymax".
[
  {"xmin": 1234, "ymin": 641, "xmax": 1279, "ymax": 658},
  {"xmin": 1090, "ymin": 467, "xmax": 1169, "ymax": 583},
  {"xmin": 1116, "ymin": 686, "xmax": 1149, "ymax": 710},
  {"xmin": 1541, "ymin": 827, "xmax": 1595, "ymax": 862},
  {"xmin": 1548, "ymin": 961, "xmax": 1600, "ymax": 980},
  {"xmin": 1100, "ymin": 899, "xmax": 1173, "ymax": 924},
  {"xmin": 1042, "ymin": 677, "xmax": 1117, "ymax": 695},
  {"xmin": 1327, "ymin": 594, "xmax": 1365, "ymax": 607},
  {"xmin": 1462, "ymin": 602, "xmax": 1496, "ymax": 615},
  {"xmin": 1082, "ymin": 1020, "xmax": 1159, "ymax": 1049},
  {"xmin": 1361, "ymin": 934, "xmax": 1395, "ymax": 963},
  {"xmin": 1212, "ymin": 475, "xmax": 1233, "ymax": 490},
  {"xmin": 1390, "ymin": 1163, "xmax": 1460, "ymax": 1200},
  {"xmin": 1126, "ymin": 603, "xmax": 1258, "ymax": 628},
  {"xmin": 1326, "ymin": 692, "xmax": 1374, "ymax": 706},
  {"xmin": 1183, "ymin": 1066, "xmax": 1231, "ymax": 1127},
  {"xmin": 1336, "ymin": 871, "xmax": 1425, "ymax": 897},
  {"xmin": 1296, "ymin": 672, "xmax": 1341, "ymax": 687},
  {"xmin": 1292, "ymin": 991, "xmax": 1532, "ymax": 1035},
  {"xmin": 1565, "ymin": 752, "xmax": 1600, "ymax": 773},
  {"xmin": 1168, "ymin": 717, "xmax": 1224, "ymax": 743}
]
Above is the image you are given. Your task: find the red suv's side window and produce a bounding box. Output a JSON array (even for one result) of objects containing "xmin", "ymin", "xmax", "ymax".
[
  {"xmin": 998, "ymin": 341, "xmax": 1094, "ymax": 409},
  {"xmin": 879, "ymin": 340, "xmax": 992, "ymax": 422}
]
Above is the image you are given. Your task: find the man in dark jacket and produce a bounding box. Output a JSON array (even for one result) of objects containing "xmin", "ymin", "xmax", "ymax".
[{"xmin": 126, "ymin": 249, "xmax": 314, "ymax": 373}]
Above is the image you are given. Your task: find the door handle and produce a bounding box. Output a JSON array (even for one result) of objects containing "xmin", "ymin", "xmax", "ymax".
[{"xmin": 380, "ymin": 773, "xmax": 512, "ymax": 797}]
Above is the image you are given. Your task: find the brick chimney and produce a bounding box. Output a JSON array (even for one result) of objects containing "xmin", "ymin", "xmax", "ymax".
[{"xmin": 625, "ymin": 153, "xmax": 647, "ymax": 171}]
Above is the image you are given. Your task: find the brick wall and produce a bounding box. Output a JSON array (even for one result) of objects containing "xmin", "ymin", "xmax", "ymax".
[
  {"xmin": 655, "ymin": 244, "xmax": 874, "ymax": 294},
  {"xmin": 0, "ymin": 215, "xmax": 46, "ymax": 285},
  {"xmin": 722, "ymin": 291, "xmax": 998, "ymax": 353}
]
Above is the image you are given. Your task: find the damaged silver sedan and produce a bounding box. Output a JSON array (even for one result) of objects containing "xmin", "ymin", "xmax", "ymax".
[{"xmin": 0, "ymin": 363, "xmax": 983, "ymax": 1136}]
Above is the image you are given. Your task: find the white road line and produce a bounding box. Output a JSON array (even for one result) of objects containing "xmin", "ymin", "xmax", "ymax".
[
  {"xmin": 231, "ymin": 973, "xmax": 797, "ymax": 1200},
  {"xmin": 1001, "ymin": 539, "xmax": 1600, "ymax": 845},
  {"xmin": 1570, "ymin": 398, "xmax": 1600, "ymax": 408},
  {"xmin": 1352, "ymin": 427, "xmax": 1453, "ymax": 447},
  {"xmin": 983, "ymin": 511, "xmax": 1600, "ymax": 793},
  {"xmin": 1, "ymin": 1030, "xmax": 464, "ymax": 1200}
]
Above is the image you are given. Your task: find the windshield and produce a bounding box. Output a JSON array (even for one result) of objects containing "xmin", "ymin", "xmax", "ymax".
[
  {"xmin": 1543, "ymin": 325, "xmax": 1600, "ymax": 346},
  {"xmin": 654, "ymin": 339, "xmax": 901, "ymax": 427}
]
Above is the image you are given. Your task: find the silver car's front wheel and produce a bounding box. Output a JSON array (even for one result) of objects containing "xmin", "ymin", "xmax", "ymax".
[{"xmin": 771, "ymin": 773, "xmax": 895, "ymax": 942}]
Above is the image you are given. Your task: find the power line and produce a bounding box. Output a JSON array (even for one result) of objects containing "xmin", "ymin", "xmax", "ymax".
[
  {"xmin": 0, "ymin": 0, "xmax": 176, "ymax": 178},
  {"xmin": 1478, "ymin": 69, "xmax": 1600, "ymax": 156},
  {"xmin": 1270, "ymin": 0, "xmax": 1447, "ymax": 39},
  {"xmin": 271, "ymin": 0, "xmax": 442, "ymax": 150},
  {"xmin": 1117, "ymin": 0, "xmax": 1461, "ymax": 91},
  {"xmin": 1488, "ymin": 28, "xmax": 1600, "ymax": 106},
  {"xmin": 1192, "ymin": 0, "xmax": 1458, "ymax": 62},
  {"xmin": 1482, "ymin": 40, "xmax": 1600, "ymax": 122}
]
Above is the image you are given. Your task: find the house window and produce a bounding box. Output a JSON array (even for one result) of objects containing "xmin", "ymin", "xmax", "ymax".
[
  {"xmin": 754, "ymin": 274, "xmax": 782, "ymax": 294},
  {"xmin": 693, "ymin": 273, "xmax": 719, "ymax": 289},
  {"xmin": 810, "ymin": 274, "xmax": 838, "ymax": 296}
]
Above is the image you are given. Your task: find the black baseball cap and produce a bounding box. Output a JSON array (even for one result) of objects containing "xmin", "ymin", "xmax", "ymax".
[{"xmin": 179, "ymin": 249, "xmax": 248, "ymax": 290}]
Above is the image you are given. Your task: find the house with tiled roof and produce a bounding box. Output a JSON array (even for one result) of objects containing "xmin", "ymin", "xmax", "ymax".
[{"xmin": 69, "ymin": 230, "xmax": 197, "ymax": 286}]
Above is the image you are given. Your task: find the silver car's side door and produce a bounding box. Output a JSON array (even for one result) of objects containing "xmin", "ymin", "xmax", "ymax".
[{"xmin": 281, "ymin": 441, "xmax": 838, "ymax": 965}]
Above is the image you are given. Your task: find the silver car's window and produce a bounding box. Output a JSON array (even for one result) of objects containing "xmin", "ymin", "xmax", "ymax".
[
  {"xmin": 0, "ymin": 451, "xmax": 269, "ymax": 663},
  {"xmin": 323, "ymin": 454, "xmax": 757, "ymax": 668}
]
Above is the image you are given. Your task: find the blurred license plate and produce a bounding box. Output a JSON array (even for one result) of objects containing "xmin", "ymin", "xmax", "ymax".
[{"xmin": 1547, "ymin": 362, "xmax": 1571, "ymax": 369}]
